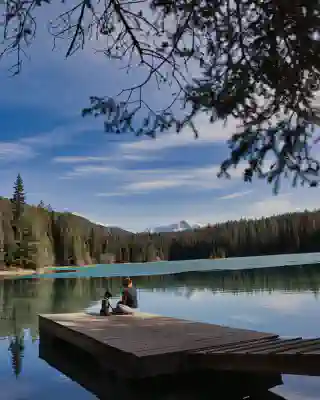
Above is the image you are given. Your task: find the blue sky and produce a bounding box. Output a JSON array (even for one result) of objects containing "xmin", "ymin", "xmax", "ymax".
[{"xmin": 0, "ymin": 16, "xmax": 319, "ymax": 232}]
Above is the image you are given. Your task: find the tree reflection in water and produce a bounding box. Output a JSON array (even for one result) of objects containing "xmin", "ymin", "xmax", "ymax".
[
  {"xmin": 3, "ymin": 305, "xmax": 25, "ymax": 378},
  {"xmin": 39, "ymin": 333, "xmax": 288, "ymax": 400}
]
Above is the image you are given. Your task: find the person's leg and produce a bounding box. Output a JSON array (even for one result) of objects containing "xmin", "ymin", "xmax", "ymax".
[
  {"xmin": 99, "ymin": 299, "xmax": 109, "ymax": 316},
  {"xmin": 114, "ymin": 302, "xmax": 135, "ymax": 315}
]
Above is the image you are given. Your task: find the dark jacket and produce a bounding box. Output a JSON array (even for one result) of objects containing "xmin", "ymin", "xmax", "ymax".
[{"xmin": 123, "ymin": 286, "xmax": 138, "ymax": 308}]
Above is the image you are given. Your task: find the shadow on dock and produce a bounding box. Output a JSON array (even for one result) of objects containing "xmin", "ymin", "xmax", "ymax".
[{"xmin": 39, "ymin": 333, "xmax": 287, "ymax": 400}]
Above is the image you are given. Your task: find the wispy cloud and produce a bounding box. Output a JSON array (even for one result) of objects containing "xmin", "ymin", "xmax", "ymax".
[
  {"xmin": 122, "ymin": 154, "xmax": 160, "ymax": 161},
  {"xmin": 218, "ymin": 190, "xmax": 253, "ymax": 200},
  {"xmin": 126, "ymin": 178, "xmax": 188, "ymax": 191},
  {"xmin": 90, "ymin": 164, "xmax": 246, "ymax": 197},
  {"xmin": 53, "ymin": 153, "xmax": 159, "ymax": 164},
  {"xmin": 60, "ymin": 165, "xmax": 118, "ymax": 179},
  {"xmin": 53, "ymin": 156, "xmax": 111, "ymax": 163},
  {"xmin": 22, "ymin": 120, "xmax": 99, "ymax": 147},
  {"xmin": 119, "ymin": 116, "xmax": 240, "ymax": 155},
  {"xmin": 0, "ymin": 121, "xmax": 97, "ymax": 164},
  {"xmin": 0, "ymin": 142, "xmax": 36, "ymax": 161},
  {"xmin": 248, "ymin": 194, "xmax": 296, "ymax": 218},
  {"xmin": 95, "ymin": 191, "xmax": 137, "ymax": 198}
]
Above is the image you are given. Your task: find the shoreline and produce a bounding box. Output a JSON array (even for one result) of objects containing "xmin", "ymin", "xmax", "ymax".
[
  {"xmin": 0, "ymin": 264, "xmax": 96, "ymax": 279},
  {"xmin": 0, "ymin": 268, "xmax": 38, "ymax": 278}
]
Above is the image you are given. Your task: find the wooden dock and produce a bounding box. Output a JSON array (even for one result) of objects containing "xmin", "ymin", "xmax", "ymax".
[{"xmin": 39, "ymin": 312, "xmax": 320, "ymax": 379}]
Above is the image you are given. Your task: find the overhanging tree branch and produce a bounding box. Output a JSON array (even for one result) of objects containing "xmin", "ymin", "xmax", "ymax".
[{"xmin": 1, "ymin": 0, "xmax": 320, "ymax": 191}]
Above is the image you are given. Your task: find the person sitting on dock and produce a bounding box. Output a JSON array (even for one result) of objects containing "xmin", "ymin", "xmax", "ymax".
[{"xmin": 114, "ymin": 277, "xmax": 138, "ymax": 315}]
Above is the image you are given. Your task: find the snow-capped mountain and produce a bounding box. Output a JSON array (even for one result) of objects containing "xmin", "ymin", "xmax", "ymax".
[{"xmin": 147, "ymin": 220, "xmax": 203, "ymax": 233}]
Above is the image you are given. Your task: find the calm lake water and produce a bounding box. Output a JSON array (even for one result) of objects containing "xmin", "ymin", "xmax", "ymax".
[{"xmin": 2, "ymin": 254, "xmax": 320, "ymax": 399}]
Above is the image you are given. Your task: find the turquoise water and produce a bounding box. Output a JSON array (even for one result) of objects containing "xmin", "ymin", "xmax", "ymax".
[
  {"xmin": 23, "ymin": 251, "xmax": 320, "ymax": 280},
  {"xmin": 2, "ymin": 254, "xmax": 320, "ymax": 399}
]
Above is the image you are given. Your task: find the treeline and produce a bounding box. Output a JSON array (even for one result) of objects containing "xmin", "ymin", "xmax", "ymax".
[
  {"xmin": 2, "ymin": 173, "xmax": 320, "ymax": 266},
  {"xmin": 0, "ymin": 174, "xmax": 127, "ymax": 269},
  {"xmin": 107, "ymin": 210, "xmax": 320, "ymax": 262}
]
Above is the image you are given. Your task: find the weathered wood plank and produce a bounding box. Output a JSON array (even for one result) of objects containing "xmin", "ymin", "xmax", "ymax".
[
  {"xmin": 235, "ymin": 338, "xmax": 304, "ymax": 354},
  {"xmin": 190, "ymin": 337, "xmax": 320, "ymax": 376},
  {"xmin": 194, "ymin": 337, "xmax": 278, "ymax": 354},
  {"xmin": 252, "ymin": 338, "xmax": 320, "ymax": 354}
]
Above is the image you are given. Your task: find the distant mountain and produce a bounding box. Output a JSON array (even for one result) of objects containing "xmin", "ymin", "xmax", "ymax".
[
  {"xmin": 69, "ymin": 212, "xmax": 131, "ymax": 235},
  {"xmin": 103, "ymin": 226, "xmax": 132, "ymax": 235},
  {"xmin": 147, "ymin": 220, "xmax": 203, "ymax": 233}
]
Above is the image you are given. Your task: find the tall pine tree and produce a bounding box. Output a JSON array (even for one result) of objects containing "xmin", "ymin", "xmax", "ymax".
[
  {"xmin": 10, "ymin": 174, "xmax": 26, "ymax": 267},
  {"xmin": 12, "ymin": 174, "xmax": 25, "ymax": 222}
]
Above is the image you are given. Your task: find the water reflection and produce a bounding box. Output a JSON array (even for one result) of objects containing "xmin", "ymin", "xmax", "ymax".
[
  {"xmin": 9, "ymin": 331, "xmax": 24, "ymax": 378},
  {"xmin": 0, "ymin": 264, "xmax": 320, "ymax": 399},
  {"xmin": 1, "ymin": 264, "xmax": 320, "ymax": 336},
  {"xmin": 39, "ymin": 335, "xmax": 286, "ymax": 400}
]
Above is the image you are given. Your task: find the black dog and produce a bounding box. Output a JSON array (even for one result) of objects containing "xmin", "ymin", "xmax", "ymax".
[{"xmin": 99, "ymin": 290, "xmax": 113, "ymax": 316}]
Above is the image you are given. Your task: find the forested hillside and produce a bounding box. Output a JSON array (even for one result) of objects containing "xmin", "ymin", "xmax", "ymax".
[
  {"xmin": 1, "ymin": 174, "xmax": 320, "ymax": 269},
  {"xmin": 109, "ymin": 210, "xmax": 320, "ymax": 262}
]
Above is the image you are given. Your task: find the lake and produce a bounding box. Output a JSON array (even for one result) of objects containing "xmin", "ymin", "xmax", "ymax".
[{"xmin": 1, "ymin": 254, "xmax": 320, "ymax": 399}]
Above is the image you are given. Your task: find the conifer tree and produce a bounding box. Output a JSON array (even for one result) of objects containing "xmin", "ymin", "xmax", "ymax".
[{"xmin": 12, "ymin": 174, "xmax": 25, "ymax": 222}]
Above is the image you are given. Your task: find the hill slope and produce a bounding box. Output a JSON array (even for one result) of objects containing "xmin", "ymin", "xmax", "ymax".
[{"xmin": 0, "ymin": 198, "xmax": 130, "ymax": 270}]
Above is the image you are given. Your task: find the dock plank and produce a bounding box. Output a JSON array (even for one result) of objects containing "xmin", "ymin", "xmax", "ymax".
[{"xmin": 190, "ymin": 337, "xmax": 320, "ymax": 376}]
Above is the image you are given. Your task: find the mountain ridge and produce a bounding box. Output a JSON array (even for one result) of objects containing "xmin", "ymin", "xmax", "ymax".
[{"xmin": 146, "ymin": 220, "xmax": 204, "ymax": 233}]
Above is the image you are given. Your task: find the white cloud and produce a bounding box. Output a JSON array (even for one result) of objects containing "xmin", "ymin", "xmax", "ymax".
[
  {"xmin": 60, "ymin": 165, "xmax": 118, "ymax": 179},
  {"xmin": 95, "ymin": 192, "xmax": 134, "ymax": 198},
  {"xmin": 119, "ymin": 115, "xmax": 240, "ymax": 155},
  {"xmin": 218, "ymin": 190, "xmax": 253, "ymax": 200},
  {"xmin": 134, "ymin": 164, "xmax": 244, "ymax": 192},
  {"xmin": 0, "ymin": 142, "xmax": 36, "ymax": 161},
  {"xmin": 90, "ymin": 164, "xmax": 245, "ymax": 196},
  {"xmin": 218, "ymin": 192, "xmax": 318, "ymax": 227},
  {"xmin": 126, "ymin": 179, "xmax": 188, "ymax": 191},
  {"xmin": 248, "ymin": 194, "xmax": 296, "ymax": 218},
  {"xmin": 0, "ymin": 122, "xmax": 96, "ymax": 164},
  {"xmin": 122, "ymin": 154, "xmax": 160, "ymax": 161},
  {"xmin": 53, "ymin": 153, "xmax": 159, "ymax": 164},
  {"xmin": 53, "ymin": 156, "xmax": 111, "ymax": 163},
  {"xmin": 22, "ymin": 120, "xmax": 98, "ymax": 147}
]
